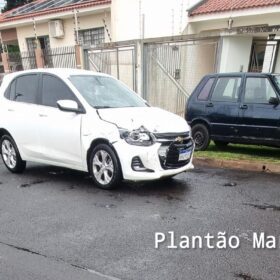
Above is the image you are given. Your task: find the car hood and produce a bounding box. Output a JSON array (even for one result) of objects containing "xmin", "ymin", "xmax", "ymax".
[{"xmin": 97, "ymin": 107, "xmax": 190, "ymax": 133}]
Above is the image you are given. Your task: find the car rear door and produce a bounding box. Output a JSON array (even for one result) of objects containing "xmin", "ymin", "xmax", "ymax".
[
  {"xmin": 238, "ymin": 75, "xmax": 280, "ymax": 142},
  {"xmin": 3, "ymin": 74, "xmax": 42, "ymax": 159},
  {"xmin": 36, "ymin": 74, "xmax": 83, "ymax": 168},
  {"xmin": 207, "ymin": 75, "xmax": 242, "ymax": 139}
]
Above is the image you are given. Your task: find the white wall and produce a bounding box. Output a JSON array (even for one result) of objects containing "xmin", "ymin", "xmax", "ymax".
[
  {"xmin": 219, "ymin": 36, "xmax": 253, "ymax": 73},
  {"xmin": 111, "ymin": 0, "xmax": 199, "ymax": 41},
  {"xmin": 14, "ymin": 0, "xmax": 202, "ymax": 51},
  {"xmin": 16, "ymin": 12, "xmax": 111, "ymax": 52}
]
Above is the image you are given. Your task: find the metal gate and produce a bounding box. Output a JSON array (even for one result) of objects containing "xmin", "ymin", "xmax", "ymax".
[
  {"xmin": 143, "ymin": 39, "xmax": 219, "ymax": 116},
  {"xmin": 84, "ymin": 45, "xmax": 137, "ymax": 91}
]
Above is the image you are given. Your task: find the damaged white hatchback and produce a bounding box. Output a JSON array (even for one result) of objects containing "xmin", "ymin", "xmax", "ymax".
[{"xmin": 0, "ymin": 69, "xmax": 194, "ymax": 189}]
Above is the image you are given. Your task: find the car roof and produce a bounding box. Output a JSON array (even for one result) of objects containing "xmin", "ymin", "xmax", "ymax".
[
  {"xmin": 205, "ymin": 72, "xmax": 276, "ymax": 78},
  {"xmin": 4, "ymin": 68, "xmax": 111, "ymax": 80}
]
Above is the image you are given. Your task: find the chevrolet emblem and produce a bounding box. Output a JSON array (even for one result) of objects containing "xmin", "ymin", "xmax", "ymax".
[{"xmin": 175, "ymin": 136, "xmax": 183, "ymax": 143}]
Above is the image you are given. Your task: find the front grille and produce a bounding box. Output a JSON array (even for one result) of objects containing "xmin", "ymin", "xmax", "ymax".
[
  {"xmin": 154, "ymin": 132, "xmax": 191, "ymax": 145},
  {"xmin": 156, "ymin": 132, "xmax": 194, "ymax": 169}
]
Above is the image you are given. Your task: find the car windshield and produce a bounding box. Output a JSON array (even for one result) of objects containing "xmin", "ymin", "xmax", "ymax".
[
  {"xmin": 69, "ymin": 75, "xmax": 147, "ymax": 109},
  {"xmin": 273, "ymin": 75, "xmax": 280, "ymax": 91}
]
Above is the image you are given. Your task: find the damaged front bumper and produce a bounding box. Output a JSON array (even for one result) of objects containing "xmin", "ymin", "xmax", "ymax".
[{"xmin": 113, "ymin": 132, "xmax": 194, "ymax": 181}]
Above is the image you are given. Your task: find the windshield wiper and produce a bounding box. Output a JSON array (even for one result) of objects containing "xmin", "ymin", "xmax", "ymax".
[{"xmin": 94, "ymin": 106, "xmax": 113, "ymax": 109}]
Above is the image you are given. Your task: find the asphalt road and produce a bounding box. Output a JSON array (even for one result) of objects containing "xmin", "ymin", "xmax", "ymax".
[{"xmin": 0, "ymin": 161, "xmax": 280, "ymax": 280}]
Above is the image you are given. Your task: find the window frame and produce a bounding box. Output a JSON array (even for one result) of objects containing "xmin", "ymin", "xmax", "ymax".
[
  {"xmin": 243, "ymin": 75, "xmax": 280, "ymax": 105},
  {"xmin": 209, "ymin": 75, "xmax": 243, "ymax": 103},
  {"xmin": 4, "ymin": 83, "xmax": 12, "ymax": 100},
  {"xmin": 5, "ymin": 74, "xmax": 40, "ymax": 105},
  {"xmin": 38, "ymin": 73, "xmax": 85, "ymax": 112}
]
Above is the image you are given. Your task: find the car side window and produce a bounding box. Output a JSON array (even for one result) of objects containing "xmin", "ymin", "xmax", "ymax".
[
  {"xmin": 42, "ymin": 75, "xmax": 77, "ymax": 108},
  {"xmin": 197, "ymin": 78, "xmax": 215, "ymax": 101},
  {"xmin": 211, "ymin": 77, "xmax": 241, "ymax": 102},
  {"xmin": 244, "ymin": 77, "xmax": 278, "ymax": 104},
  {"xmin": 13, "ymin": 75, "xmax": 39, "ymax": 104}
]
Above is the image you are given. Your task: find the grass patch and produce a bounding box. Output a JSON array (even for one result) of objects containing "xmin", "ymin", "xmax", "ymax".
[{"xmin": 195, "ymin": 142, "xmax": 280, "ymax": 164}]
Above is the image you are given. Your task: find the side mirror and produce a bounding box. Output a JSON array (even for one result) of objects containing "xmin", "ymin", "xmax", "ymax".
[
  {"xmin": 57, "ymin": 100, "xmax": 84, "ymax": 114},
  {"xmin": 268, "ymin": 97, "xmax": 279, "ymax": 106}
]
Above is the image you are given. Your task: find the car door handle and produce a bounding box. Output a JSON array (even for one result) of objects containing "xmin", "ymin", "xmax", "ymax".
[
  {"xmin": 240, "ymin": 104, "xmax": 248, "ymax": 110},
  {"xmin": 206, "ymin": 102, "xmax": 214, "ymax": 107},
  {"xmin": 8, "ymin": 109, "xmax": 14, "ymax": 112},
  {"xmin": 39, "ymin": 114, "xmax": 48, "ymax": 117}
]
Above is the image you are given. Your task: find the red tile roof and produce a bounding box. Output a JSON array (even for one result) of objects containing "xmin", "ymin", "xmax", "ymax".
[
  {"xmin": 190, "ymin": 0, "xmax": 280, "ymax": 16},
  {"xmin": 0, "ymin": 0, "xmax": 111, "ymax": 23}
]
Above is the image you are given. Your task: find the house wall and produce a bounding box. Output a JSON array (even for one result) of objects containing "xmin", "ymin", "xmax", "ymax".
[
  {"xmin": 16, "ymin": 12, "xmax": 111, "ymax": 52},
  {"xmin": 186, "ymin": 8, "xmax": 280, "ymax": 74},
  {"xmin": 1, "ymin": 28, "xmax": 18, "ymax": 44},
  {"xmin": 219, "ymin": 36, "xmax": 253, "ymax": 73},
  {"xmin": 13, "ymin": 0, "xmax": 200, "ymax": 51},
  {"xmin": 111, "ymin": 0, "xmax": 197, "ymax": 41},
  {"xmin": 186, "ymin": 8, "xmax": 280, "ymax": 35}
]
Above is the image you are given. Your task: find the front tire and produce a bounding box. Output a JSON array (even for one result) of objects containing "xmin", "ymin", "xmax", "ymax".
[
  {"xmin": 192, "ymin": 124, "xmax": 210, "ymax": 151},
  {"xmin": 0, "ymin": 135, "xmax": 26, "ymax": 173},
  {"xmin": 89, "ymin": 144, "xmax": 122, "ymax": 190}
]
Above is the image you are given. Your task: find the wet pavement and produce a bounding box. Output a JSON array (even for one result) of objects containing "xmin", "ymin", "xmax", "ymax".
[{"xmin": 0, "ymin": 161, "xmax": 280, "ymax": 280}]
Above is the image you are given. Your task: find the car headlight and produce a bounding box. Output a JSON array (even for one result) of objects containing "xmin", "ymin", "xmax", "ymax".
[{"xmin": 119, "ymin": 126, "xmax": 154, "ymax": 146}]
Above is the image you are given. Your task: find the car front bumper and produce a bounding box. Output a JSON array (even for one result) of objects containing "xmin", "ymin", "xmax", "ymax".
[{"xmin": 113, "ymin": 139, "xmax": 194, "ymax": 181}]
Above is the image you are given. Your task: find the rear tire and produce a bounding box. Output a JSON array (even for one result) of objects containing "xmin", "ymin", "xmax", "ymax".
[
  {"xmin": 89, "ymin": 144, "xmax": 122, "ymax": 190},
  {"xmin": 192, "ymin": 124, "xmax": 210, "ymax": 151},
  {"xmin": 214, "ymin": 141, "xmax": 229, "ymax": 148},
  {"xmin": 0, "ymin": 135, "xmax": 26, "ymax": 173}
]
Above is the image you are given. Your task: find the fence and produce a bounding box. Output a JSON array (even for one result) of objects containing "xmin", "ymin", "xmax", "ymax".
[
  {"xmin": 2, "ymin": 36, "xmax": 220, "ymax": 117},
  {"xmin": 84, "ymin": 45, "xmax": 136, "ymax": 91},
  {"xmin": 8, "ymin": 50, "xmax": 36, "ymax": 71},
  {"xmin": 43, "ymin": 46, "xmax": 76, "ymax": 68},
  {"xmin": 143, "ymin": 38, "xmax": 219, "ymax": 116},
  {"xmin": 2, "ymin": 45, "xmax": 76, "ymax": 73},
  {"xmin": 82, "ymin": 38, "xmax": 219, "ymax": 116}
]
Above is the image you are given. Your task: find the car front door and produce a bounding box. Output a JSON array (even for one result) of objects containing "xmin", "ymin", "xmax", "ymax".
[
  {"xmin": 207, "ymin": 76, "xmax": 242, "ymax": 140},
  {"xmin": 239, "ymin": 75, "xmax": 280, "ymax": 142},
  {"xmin": 37, "ymin": 74, "xmax": 84, "ymax": 168},
  {"xmin": 4, "ymin": 74, "xmax": 42, "ymax": 159}
]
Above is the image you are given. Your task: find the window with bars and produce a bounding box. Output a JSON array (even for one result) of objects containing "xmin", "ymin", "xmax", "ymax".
[
  {"xmin": 26, "ymin": 36, "xmax": 51, "ymax": 52},
  {"xmin": 78, "ymin": 27, "xmax": 105, "ymax": 46}
]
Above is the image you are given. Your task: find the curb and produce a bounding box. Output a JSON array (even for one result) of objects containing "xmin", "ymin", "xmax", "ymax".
[{"xmin": 193, "ymin": 157, "xmax": 280, "ymax": 174}]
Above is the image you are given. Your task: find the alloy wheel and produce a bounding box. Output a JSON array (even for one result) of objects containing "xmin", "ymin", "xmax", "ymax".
[
  {"xmin": 92, "ymin": 150, "xmax": 114, "ymax": 185},
  {"xmin": 1, "ymin": 139, "xmax": 17, "ymax": 169}
]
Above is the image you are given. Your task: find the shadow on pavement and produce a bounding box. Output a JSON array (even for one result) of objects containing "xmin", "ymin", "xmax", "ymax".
[{"xmin": 10, "ymin": 163, "xmax": 190, "ymax": 200}]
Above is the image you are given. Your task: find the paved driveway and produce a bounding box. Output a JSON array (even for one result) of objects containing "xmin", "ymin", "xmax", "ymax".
[{"xmin": 0, "ymin": 162, "xmax": 279, "ymax": 280}]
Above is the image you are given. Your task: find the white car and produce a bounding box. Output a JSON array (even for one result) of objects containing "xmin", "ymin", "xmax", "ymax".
[{"xmin": 0, "ymin": 69, "xmax": 194, "ymax": 189}]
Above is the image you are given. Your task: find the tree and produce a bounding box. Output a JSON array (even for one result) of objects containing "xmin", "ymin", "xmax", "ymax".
[{"xmin": 2, "ymin": 0, "xmax": 34, "ymax": 12}]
